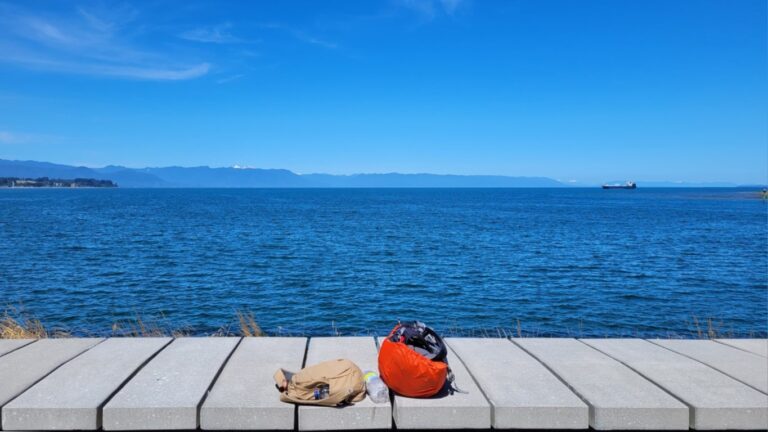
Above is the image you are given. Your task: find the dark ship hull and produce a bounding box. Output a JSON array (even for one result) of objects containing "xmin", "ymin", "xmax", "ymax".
[{"xmin": 602, "ymin": 182, "xmax": 636, "ymax": 189}]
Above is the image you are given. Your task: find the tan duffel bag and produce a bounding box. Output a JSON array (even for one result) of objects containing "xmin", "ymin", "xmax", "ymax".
[{"xmin": 273, "ymin": 358, "xmax": 366, "ymax": 406}]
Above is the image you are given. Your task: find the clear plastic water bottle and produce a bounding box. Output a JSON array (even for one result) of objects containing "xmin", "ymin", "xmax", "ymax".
[{"xmin": 363, "ymin": 371, "xmax": 389, "ymax": 403}]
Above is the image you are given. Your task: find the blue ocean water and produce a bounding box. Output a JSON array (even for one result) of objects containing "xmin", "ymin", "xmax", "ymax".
[{"xmin": 1, "ymin": 188, "xmax": 766, "ymax": 337}]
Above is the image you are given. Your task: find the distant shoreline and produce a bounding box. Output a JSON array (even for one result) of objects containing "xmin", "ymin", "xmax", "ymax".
[
  {"xmin": 2, "ymin": 183, "xmax": 763, "ymax": 190},
  {"xmin": 0, "ymin": 186, "xmax": 117, "ymax": 189},
  {"xmin": 4, "ymin": 159, "xmax": 763, "ymax": 188},
  {"xmin": 0, "ymin": 177, "xmax": 117, "ymax": 188}
]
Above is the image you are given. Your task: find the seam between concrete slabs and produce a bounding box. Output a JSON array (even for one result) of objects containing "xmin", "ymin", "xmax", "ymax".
[
  {"xmin": 443, "ymin": 339, "xmax": 496, "ymax": 428},
  {"xmin": 0, "ymin": 338, "xmax": 106, "ymax": 431},
  {"xmin": 102, "ymin": 337, "xmax": 241, "ymax": 431},
  {"xmin": 576, "ymin": 339, "xmax": 695, "ymax": 428},
  {"xmin": 1, "ymin": 338, "xmax": 106, "ymax": 407},
  {"xmin": 373, "ymin": 336, "xmax": 396, "ymax": 431},
  {"xmin": 0, "ymin": 340, "xmax": 37, "ymax": 359},
  {"xmin": 195, "ymin": 337, "xmax": 244, "ymax": 427},
  {"xmin": 443, "ymin": 338, "xmax": 494, "ymax": 426},
  {"xmin": 298, "ymin": 336, "xmax": 390, "ymax": 431},
  {"xmin": 508, "ymin": 338, "xmax": 596, "ymax": 426},
  {"xmin": 574, "ymin": 338, "xmax": 695, "ymax": 408},
  {"xmin": 712, "ymin": 339, "xmax": 768, "ymax": 358},
  {"xmin": 95, "ymin": 337, "xmax": 175, "ymax": 428},
  {"xmin": 647, "ymin": 339, "xmax": 768, "ymax": 396},
  {"xmin": 295, "ymin": 336, "xmax": 310, "ymax": 431}
]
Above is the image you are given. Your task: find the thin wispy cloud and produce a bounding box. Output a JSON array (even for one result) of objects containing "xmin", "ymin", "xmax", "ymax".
[
  {"xmin": 439, "ymin": 0, "xmax": 464, "ymax": 15},
  {"xmin": 397, "ymin": 0, "xmax": 466, "ymax": 19},
  {"xmin": 76, "ymin": 7, "xmax": 120, "ymax": 33},
  {"xmin": 0, "ymin": 129, "xmax": 61, "ymax": 145},
  {"xmin": 0, "ymin": 42, "xmax": 211, "ymax": 81},
  {"xmin": 85, "ymin": 63, "xmax": 211, "ymax": 80},
  {"xmin": 0, "ymin": 3, "xmax": 210, "ymax": 81},
  {"xmin": 179, "ymin": 23, "xmax": 242, "ymax": 44},
  {"xmin": 215, "ymin": 74, "xmax": 244, "ymax": 84},
  {"xmin": 297, "ymin": 33, "xmax": 338, "ymax": 49},
  {"xmin": 399, "ymin": 0, "xmax": 436, "ymax": 19},
  {"xmin": 0, "ymin": 3, "xmax": 346, "ymax": 83},
  {"xmin": 259, "ymin": 23, "xmax": 339, "ymax": 49},
  {"xmin": 0, "ymin": 131, "xmax": 16, "ymax": 144},
  {"xmin": 24, "ymin": 18, "xmax": 75, "ymax": 45}
]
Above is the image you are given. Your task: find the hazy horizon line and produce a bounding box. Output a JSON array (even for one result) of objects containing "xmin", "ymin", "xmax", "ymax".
[{"xmin": 2, "ymin": 157, "xmax": 766, "ymax": 186}]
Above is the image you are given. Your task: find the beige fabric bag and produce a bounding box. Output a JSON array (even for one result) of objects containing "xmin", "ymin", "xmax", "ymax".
[{"xmin": 273, "ymin": 358, "xmax": 366, "ymax": 406}]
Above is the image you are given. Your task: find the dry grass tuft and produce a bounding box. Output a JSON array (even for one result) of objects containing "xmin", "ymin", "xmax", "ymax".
[
  {"xmin": 109, "ymin": 313, "xmax": 192, "ymax": 338},
  {"xmin": 0, "ymin": 308, "xmax": 751, "ymax": 340},
  {"xmin": 1, "ymin": 308, "xmax": 69, "ymax": 339},
  {"xmin": 690, "ymin": 315, "xmax": 729, "ymax": 339},
  {"xmin": 0, "ymin": 308, "xmax": 267, "ymax": 339},
  {"xmin": 1, "ymin": 313, "xmax": 47, "ymax": 339},
  {"xmin": 1, "ymin": 308, "xmax": 199, "ymax": 339},
  {"xmin": 236, "ymin": 309, "xmax": 264, "ymax": 337},
  {"xmin": 0, "ymin": 308, "xmax": 266, "ymax": 339}
]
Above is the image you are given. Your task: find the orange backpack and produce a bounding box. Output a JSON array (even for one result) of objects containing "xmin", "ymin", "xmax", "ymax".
[{"xmin": 378, "ymin": 322, "xmax": 448, "ymax": 398}]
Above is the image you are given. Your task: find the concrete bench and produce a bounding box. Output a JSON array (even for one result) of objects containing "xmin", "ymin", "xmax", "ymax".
[
  {"xmin": 201, "ymin": 337, "xmax": 307, "ymax": 430},
  {"xmin": 447, "ymin": 338, "xmax": 588, "ymax": 429},
  {"xmin": 513, "ymin": 338, "xmax": 688, "ymax": 430},
  {"xmin": 2, "ymin": 338, "xmax": 170, "ymax": 430},
  {"xmin": 298, "ymin": 337, "xmax": 391, "ymax": 431},
  {"xmin": 583, "ymin": 339, "xmax": 768, "ymax": 430},
  {"xmin": 388, "ymin": 338, "xmax": 491, "ymax": 429},
  {"xmin": 1, "ymin": 336, "xmax": 765, "ymax": 431},
  {"xmin": 716, "ymin": 339, "xmax": 768, "ymax": 358},
  {"xmin": 102, "ymin": 337, "xmax": 239, "ymax": 430},
  {"xmin": 0, "ymin": 338, "xmax": 103, "ymax": 430},
  {"xmin": 0, "ymin": 340, "xmax": 34, "ymax": 358},
  {"xmin": 652, "ymin": 339, "xmax": 768, "ymax": 394}
]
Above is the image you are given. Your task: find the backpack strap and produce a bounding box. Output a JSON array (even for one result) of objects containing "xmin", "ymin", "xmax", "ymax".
[
  {"xmin": 387, "ymin": 323, "xmax": 405, "ymax": 343},
  {"xmin": 445, "ymin": 366, "xmax": 469, "ymax": 395}
]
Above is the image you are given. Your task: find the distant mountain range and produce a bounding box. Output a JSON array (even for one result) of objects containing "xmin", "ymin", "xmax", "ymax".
[
  {"xmin": 0, "ymin": 159, "xmax": 563, "ymax": 188},
  {"xmin": 1, "ymin": 159, "xmax": 758, "ymax": 188}
]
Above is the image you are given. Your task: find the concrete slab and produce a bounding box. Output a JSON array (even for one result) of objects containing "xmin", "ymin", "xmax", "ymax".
[
  {"xmin": 200, "ymin": 337, "xmax": 307, "ymax": 430},
  {"xmin": 298, "ymin": 337, "xmax": 391, "ymax": 431},
  {"xmin": 0, "ymin": 340, "xmax": 35, "ymax": 358},
  {"xmin": 102, "ymin": 337, "xmax": 239, "ymax": 431},
  {"xmin": 389, "ymin": 340, "xmax": 491, "ymax": 429},
  {"xmin": 716, "ymin": 339, "xmax": 768, "ymax": 358},
  {"xmin": 513, "ymin": 338, "xmax": 688, "ymax": 430},
  {"xmin": 583, "ymin": 339, "xmax": 768, "ymax": 430},
  {"xmin": 0, "ymin": 338, "xmax": 102, "ymax": 409},
  {"xmin": 652, "ymin": 339, "xmax": 768, "ymax": 394},
  {"xmin": 447, "ymin": 338, "xmax": 588, "ymax": 429},
  {"xmin": 2, "ymin": 338, "xmax": 171, "ymax": 430}
]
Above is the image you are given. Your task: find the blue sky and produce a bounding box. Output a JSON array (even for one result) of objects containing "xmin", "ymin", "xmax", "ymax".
[{"xmin": 0, "ymin": 0, "xmax": 765, "ymax": 184}]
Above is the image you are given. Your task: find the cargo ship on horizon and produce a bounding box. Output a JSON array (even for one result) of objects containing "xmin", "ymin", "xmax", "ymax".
[{"xmin": 602, "ymin": 181, "xmax": 637, "ymax": 189}]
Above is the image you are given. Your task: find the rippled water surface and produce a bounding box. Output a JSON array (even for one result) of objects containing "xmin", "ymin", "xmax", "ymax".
[{"xmin": 1, "ymin": 188, "xmax": 766, "ymax": 336}]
